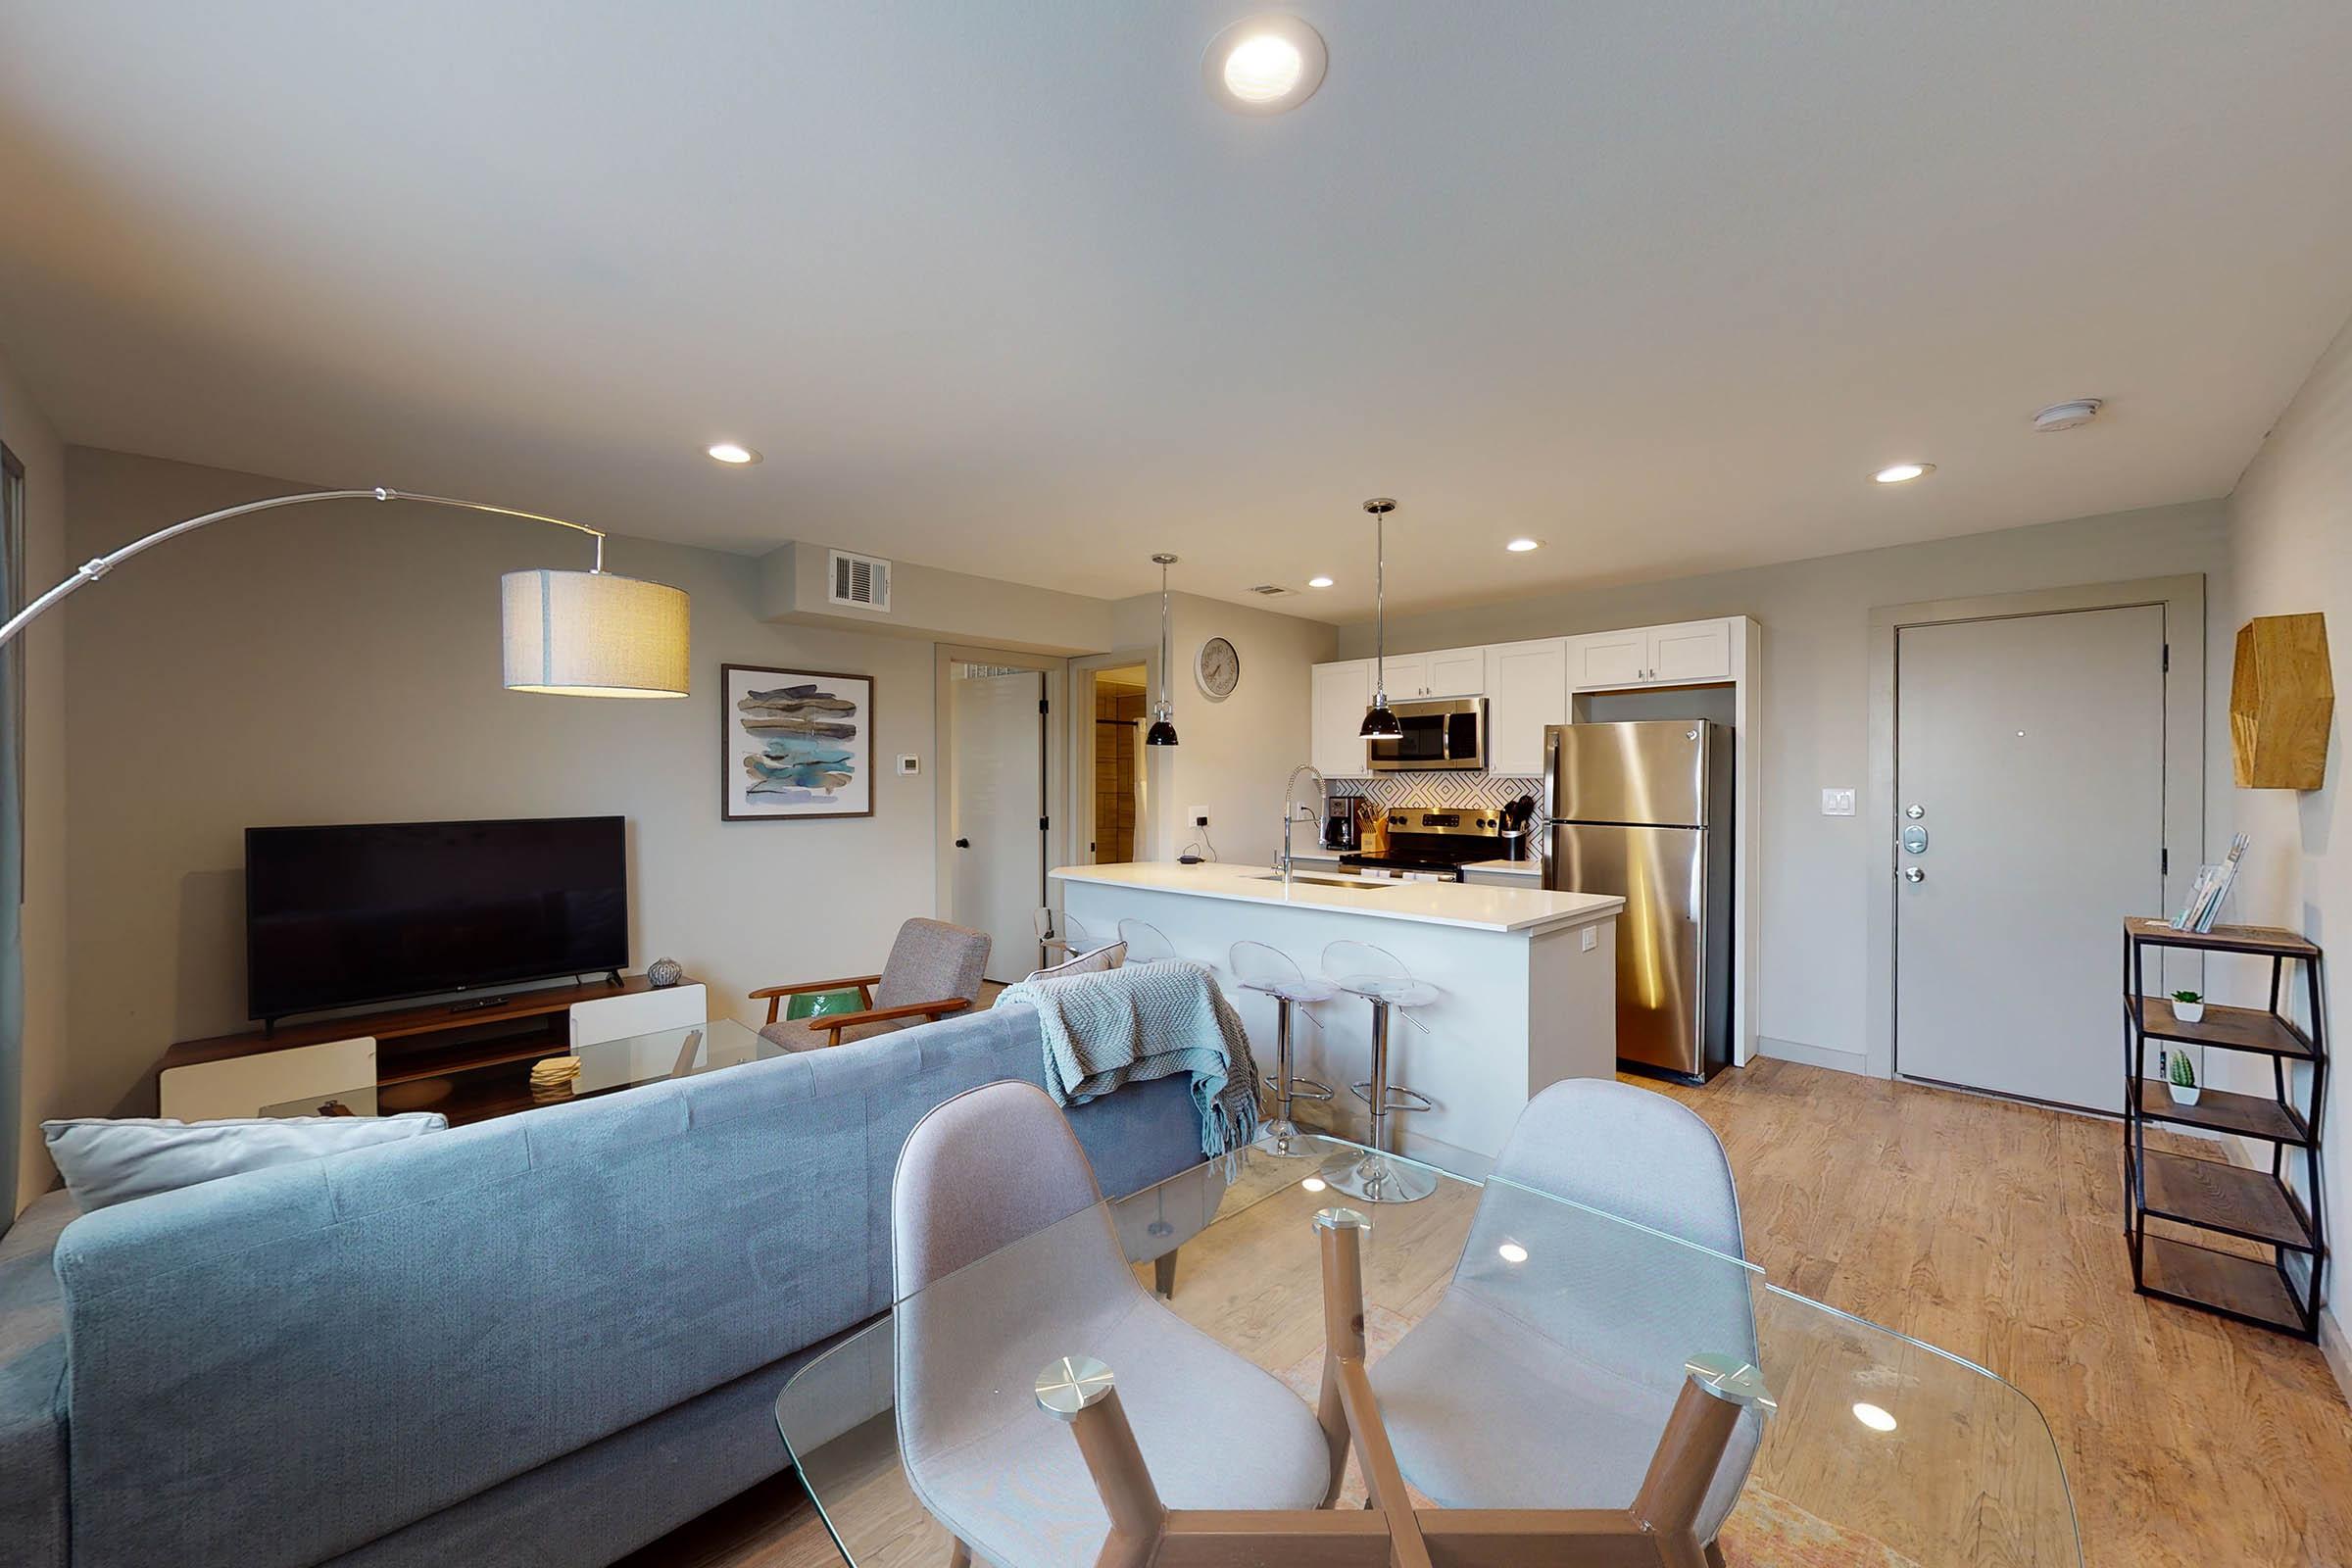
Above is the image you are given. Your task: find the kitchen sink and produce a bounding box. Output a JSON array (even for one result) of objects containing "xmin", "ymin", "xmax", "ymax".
[{"xmin": 1250, "ymin": 873, "xmax": 1396, "ymax": 890}]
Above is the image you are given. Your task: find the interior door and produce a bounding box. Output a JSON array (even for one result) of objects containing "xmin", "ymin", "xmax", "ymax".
[
  {"xmin": 949, "ymin": 662, "xmax": 1045, "ymax": 983},
  {"xmin": 1894, "ymin": 606, "xmax": 2166, "ymax": 1110}
]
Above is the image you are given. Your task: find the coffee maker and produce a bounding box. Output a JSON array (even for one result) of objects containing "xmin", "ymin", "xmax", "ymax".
[{"xmin": 1324, "ymin": 794, "xmax": 1363, "ymax": 851}]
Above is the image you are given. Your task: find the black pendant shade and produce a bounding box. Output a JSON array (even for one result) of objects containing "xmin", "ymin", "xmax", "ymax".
[
  {"xmin": 1147, "ymin": 551, "xmax": 1179, "ymax": 747},
  {"xmin": 1358, "ymin": 700, "xmax": 1400, "ymax": 738}
]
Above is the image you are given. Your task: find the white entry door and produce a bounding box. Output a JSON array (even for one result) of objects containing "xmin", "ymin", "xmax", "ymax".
[
  {"xmin": 949, "ymin": 663, "xmax": 1046, "ymax": 983},
  {"xmin": 1894, "ymin": 606, "xmax": 2167, "ymax": 1111}
]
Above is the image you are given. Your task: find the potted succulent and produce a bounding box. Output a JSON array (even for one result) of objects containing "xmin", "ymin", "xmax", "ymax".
[
  {"xmin": 2167, "ymin": 1051, "xmax": 2201, "ymax": 1107},
  {"xmin": 2170, "ymin": 988, "xmax": 2206, "ymax": 1024}
]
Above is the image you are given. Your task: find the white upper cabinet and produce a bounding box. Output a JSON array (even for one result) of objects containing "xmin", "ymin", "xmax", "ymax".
[
  {"xmin": 1373, "ymin": 647, "xmax": 1484, "ymax": 702},
  {"xmin": 1424, "ymin": 647, "xmax": 1487, "ymax": 698},
  {"xmin": 1647, "ymin": 619, "xmax": 1735, "ymax": 683},
  {"xmin": 1311, "ymin": 617, "xmax": 1745, "ymax": 772},
  {"xmin": 1484, "ymin": 639, "xmax": 1569, "ymax": 777},
  {"xmin": 1311, "ymin": 659, "xmax": 1374, "ymax": 777},
  {"xmin": 1566, "ymin": 629, "xmax": 1647, "ymax": 688},
  {"xmin": 1565, "ymin": 619, "xmax": 1734, "ymax": 688}
]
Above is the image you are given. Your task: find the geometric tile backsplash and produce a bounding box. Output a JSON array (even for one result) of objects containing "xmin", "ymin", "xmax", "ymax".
[{"xmin": 1343, "ymin": 774, "xmax": 1545, "ymax": 810}]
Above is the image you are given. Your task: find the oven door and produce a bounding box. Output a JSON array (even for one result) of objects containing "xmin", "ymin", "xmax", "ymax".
[{"xmin": 1368, "ymin": 699, "xmax": 1487, "ymax": 771}]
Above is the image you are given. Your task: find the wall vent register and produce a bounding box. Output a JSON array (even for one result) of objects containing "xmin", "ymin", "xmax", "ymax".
[{"xmin": 828, "ymin": 549, "xmax": 892, "ymax": 612}]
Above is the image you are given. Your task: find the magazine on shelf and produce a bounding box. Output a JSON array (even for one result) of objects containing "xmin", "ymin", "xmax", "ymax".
[{"xmin": 2172, "ymin": 834, "xmax": 2248, "ymax": 933}]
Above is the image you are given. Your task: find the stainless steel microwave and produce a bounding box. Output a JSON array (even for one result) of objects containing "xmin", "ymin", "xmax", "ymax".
[{"xmin": 1368, "ymin": 698, "xmax": 1489, "ymax": 771}]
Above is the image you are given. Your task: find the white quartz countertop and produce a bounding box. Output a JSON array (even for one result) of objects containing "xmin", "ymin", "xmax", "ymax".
[{"xmin": 1053, "ymin": 861, "xmax": 1621, "ymax": 934}]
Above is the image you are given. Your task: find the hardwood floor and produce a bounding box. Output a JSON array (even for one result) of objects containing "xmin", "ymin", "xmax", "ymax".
[{"xmin": 622, "ymin": 1059, "xmax": 2352, "ymax": 1568}]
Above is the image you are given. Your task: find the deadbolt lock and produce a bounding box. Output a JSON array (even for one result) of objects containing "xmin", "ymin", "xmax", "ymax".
[{"xmin": 1905, "ymin": 804, "xmax": 1926, "ymax": 819}]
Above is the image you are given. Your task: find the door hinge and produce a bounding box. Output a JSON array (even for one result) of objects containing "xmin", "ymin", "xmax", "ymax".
[
  {"xmin": 1040, "ymin": 816, "xmax": 1051, "ymax": 832},
  {"xmin": 1039, "ymin": 698, "xmax": 1050, "ymax": 714},
  {"xmin": 2162, "ymin": 643, "xmax": 2170, "ymax": 672},
  {"xmin": 2161, "ymin": 847, "xmax": 2170, "ymax": 875}
]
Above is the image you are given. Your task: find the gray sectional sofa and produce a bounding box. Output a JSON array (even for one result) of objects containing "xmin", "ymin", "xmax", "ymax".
[{"xmin": 0, "ymin": 1004, "xmax": 1204, "ymax": 1568}]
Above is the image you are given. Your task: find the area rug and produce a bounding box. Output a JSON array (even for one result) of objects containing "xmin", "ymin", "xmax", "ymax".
[{"xmin": 1272, "ymin": 1308, "xmax": 1921, "ymax": 1568}]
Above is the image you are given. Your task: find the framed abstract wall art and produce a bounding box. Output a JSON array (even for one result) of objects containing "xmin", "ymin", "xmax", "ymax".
[{"xmin": 721, "ymin": 664, "xmax": 875, "ymax": 820}]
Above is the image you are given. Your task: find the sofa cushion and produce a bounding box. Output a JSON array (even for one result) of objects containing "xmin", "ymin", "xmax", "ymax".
[
  {"xmin": 42, "ymin": 1112, "xmax": 447, "ymax": 1211},
  {"xmin": 0, "ymin": 1190, "xmax": 76, "ymax": 1568}
]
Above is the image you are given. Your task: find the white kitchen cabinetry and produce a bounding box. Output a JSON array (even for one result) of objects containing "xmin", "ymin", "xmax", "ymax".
[
  {"xmin": 1376, "ymin": 647, "xmax": 1485, "ymax": 701},
  {"xmin": 1311, "ymin": 659, "xmax": 1374, "ymax": 777},
  {"xmin": 1484, "ymin": 638, "xmax": 1569, "ymax": 776},
  {"xmin": 1565, "ymin": 619, "xmax": 1732, "ymax": 688}
]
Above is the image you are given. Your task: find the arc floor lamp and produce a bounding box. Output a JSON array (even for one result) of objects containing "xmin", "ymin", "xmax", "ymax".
[{"xmin": 0, "ymin": 486, "xmax": 690, "ymax": 695}]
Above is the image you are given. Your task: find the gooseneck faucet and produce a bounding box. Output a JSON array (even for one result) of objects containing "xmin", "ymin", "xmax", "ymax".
[{"xmin": 1277, "ymin": 763, "xmax": 1328, "ymax": 886}]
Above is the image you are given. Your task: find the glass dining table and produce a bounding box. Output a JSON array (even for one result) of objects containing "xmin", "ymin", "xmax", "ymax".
[{"xmin": 776, "ymin": 1130, "xmax": 2082, "ymax": 1568}]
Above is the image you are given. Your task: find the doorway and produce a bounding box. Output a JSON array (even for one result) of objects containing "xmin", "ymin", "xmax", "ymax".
[
  {"xmin": 944, "ymin": 660, "xmax": 1046, "ymax": 984},
  {"xmin": 1089, "ymin": 664, "xmax": 1147, "ymax": 863},
  {"xmin": 1891, "ymin": 605, "xmax": 2168, "ymax": 1111}
]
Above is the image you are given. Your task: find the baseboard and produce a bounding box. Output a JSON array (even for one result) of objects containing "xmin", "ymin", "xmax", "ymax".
[{"xmin": 1757, "ymin": 1036, "xmax": 1868, "ymax": 1076}]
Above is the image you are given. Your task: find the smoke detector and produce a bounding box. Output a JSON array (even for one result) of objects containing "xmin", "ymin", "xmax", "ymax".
[{"xmin": 2032, "ymin": 399, "xmax": 2103, "ymax": 432}]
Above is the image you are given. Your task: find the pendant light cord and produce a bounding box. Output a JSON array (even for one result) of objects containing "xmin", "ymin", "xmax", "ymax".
[{"xmin": 1373, "ymin": 508, "xmax": 1387, "ymax": 703}]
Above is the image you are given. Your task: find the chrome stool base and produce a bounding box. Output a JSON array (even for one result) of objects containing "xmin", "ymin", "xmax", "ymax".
[{"xmin": 1319, "ymin": 1147, "xmax": 1437, "ymax": 1204}]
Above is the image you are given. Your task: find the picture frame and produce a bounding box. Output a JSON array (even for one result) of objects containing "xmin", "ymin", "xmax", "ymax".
[{"xmin": 720, "ymin": 663, "xmax": 876, "ymax": 820}]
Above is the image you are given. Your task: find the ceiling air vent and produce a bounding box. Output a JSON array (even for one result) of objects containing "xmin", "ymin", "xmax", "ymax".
[
  {"xmin": 1249, "ymin": 584, "xmax": 1293, "ymax": 598},
  {"xmin": 827, "ymin": 549, "xmax": 892, "ymax": 612}
]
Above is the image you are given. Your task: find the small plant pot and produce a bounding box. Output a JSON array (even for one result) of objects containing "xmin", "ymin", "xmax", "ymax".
[
  {"xmin": 2168, "ymin": 1081, "xmax": 2202, "ymax": 1107},
  {"xmin": 2170, "ymin": 999, "xmax": 2206, "ymax": 1024}
]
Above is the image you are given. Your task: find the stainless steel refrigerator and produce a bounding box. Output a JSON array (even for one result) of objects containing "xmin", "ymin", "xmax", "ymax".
[{"xmin": 1542, "ymin": 720, "xmax": 1735, "ymax": 1083}]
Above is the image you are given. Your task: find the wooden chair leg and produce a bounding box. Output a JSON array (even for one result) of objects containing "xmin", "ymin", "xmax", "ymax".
[
  {"xmin": 1703, "ymin": 1541, "xmax": 1728, "ymax": 1568},
  {"xmin": 1153, "ymin": 1249, "xmax": 1179, "ymax": 1298},
  {"xmin": 947, "ymin": 1537, "xmax": 972, "ymax": 1568},
  {"xmin": 1313, "ymin": 1207, "xmax": 1369, "ymax": 1507}
]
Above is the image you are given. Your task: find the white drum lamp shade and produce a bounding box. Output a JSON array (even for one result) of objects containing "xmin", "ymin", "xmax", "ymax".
[{"xmin": 501, "ymin": 568, "xmax": 691, "ymax": 698}]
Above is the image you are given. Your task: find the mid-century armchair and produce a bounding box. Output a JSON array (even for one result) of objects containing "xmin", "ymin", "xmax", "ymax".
[{"xmin": 752, "ymin": 917, "xmax": 993, "ymax": 1050}]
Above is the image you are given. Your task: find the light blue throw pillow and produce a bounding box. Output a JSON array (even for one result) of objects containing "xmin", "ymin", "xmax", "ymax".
[{"xmin": 41, "ymin": 1113, "xmax": 447, "ymax": 1211}]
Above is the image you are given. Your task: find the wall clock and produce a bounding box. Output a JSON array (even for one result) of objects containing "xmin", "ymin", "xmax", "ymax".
[{"xmin": 1195, "ymin": 636, "xmax": 1241, "ymax": 701}]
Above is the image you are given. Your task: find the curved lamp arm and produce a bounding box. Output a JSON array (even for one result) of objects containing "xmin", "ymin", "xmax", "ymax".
[{"xmin": 0, "ymin": 486, "xmax": 608, "ymax": 651}]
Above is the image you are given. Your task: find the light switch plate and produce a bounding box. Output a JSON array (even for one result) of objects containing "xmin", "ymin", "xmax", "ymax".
[
  {"xmin": 1581, "ymin": 926, "xmax": 1598, "ymax": 953},
  {"xmin": 896, "ymin": 755, "xmax": 922, "ymax": 776},
  {"xmin": 1821, "ymin": 787, "xmax": 1856, "ymax": 816}
]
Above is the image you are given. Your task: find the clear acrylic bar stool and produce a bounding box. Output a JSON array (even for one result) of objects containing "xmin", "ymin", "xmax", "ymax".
[
  {"xmin": 1228, "ymin": 941, "xmax": 1336, "ymax": 1155},
  {"xmin": 1033, "ymin": 907, "xmax": 1100, "ymax": 965},
  {"xmin": 1321, "ymin": 939, "xmax": 1441, "ymax": 1203},
  {"xmin": 1116, "ymin": 918, "xmax": 1180, "ymax": 964}
]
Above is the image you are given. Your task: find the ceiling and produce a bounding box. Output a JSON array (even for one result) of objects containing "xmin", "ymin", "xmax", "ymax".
[{"xmin": 4, "ymin": 3, "xmax": 2350, "ymax": 621}]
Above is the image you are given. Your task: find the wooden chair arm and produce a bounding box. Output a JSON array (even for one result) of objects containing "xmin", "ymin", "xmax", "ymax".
[
  {"xmin": 748, "ymin": 976, "xmax": 880, "ymax": 1024},
  {"xmin": 807, "ymin": 995, "xmax": 975, "ymax": 1047}
]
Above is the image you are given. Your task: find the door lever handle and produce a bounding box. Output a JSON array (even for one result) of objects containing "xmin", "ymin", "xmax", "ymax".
[
  {"xmin": 1902, "ymin": 866, "xmax": 1925, "ymax": 883},
  {"xmin": 955, "ymin": 838, "xmax": 971, "ymax": 849}
]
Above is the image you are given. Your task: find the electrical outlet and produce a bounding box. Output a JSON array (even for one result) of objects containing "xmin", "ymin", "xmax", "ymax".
[
  {"xmin": 1192, "ymin": 807, "xmax": 1210, "ymax": 828},
  {"xmin": 1821, "ymin": 787, "xmax": 1856, "ymax": 816},
  {"xmin": 1580, "ymin": 926, "xmax": 1597, "ymax": 953}
]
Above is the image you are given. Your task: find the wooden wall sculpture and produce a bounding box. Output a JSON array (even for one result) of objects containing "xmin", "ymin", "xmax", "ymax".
[{"xmin": 2230, "ymin": 612, "xmax": 2333, "ymax": 790}]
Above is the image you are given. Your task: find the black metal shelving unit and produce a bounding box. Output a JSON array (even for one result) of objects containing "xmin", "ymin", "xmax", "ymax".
[{"xmin": 2124, "ymin": 917, "xmax": 2327, "ymax": 1340}]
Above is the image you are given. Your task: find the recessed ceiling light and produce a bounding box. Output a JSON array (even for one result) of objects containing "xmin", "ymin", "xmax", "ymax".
[
  {"xmin": 1307, "ymin": 575, "xmax": 1335, "ymax": 588},
  {"xmin": 1496, "ymin": 1242, "xmax": 1530, "ymax": 1263},
  {"xmin": 706, "ymin": 443, "xmax": 761, "ymax": 466},
  {"xmin": 1873, "ymin": 463, "xmax": 1933, "ymax": 484},
  {"xmin": 1505, "ymin": 538, "xmax": 1543, "ymax": 553},
  {"xmin": 1204, "ymin": 16, "xmax": 1328, "ymax": 115},
  {"xmin": 1852, "ymin": 1402, "xmax": 1898, "ymax": 1433}
]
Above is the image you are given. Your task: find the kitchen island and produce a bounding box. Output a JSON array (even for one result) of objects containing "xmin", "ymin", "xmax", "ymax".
[{"xmin": 1054, "ymin": 861, "xmax": 1622, "ymax": 1162}]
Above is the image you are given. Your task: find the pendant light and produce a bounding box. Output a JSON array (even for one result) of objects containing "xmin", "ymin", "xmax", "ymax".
[
  {"xmin": 1359, "ymin": 498, "xmax": 1401, "ymax": 737},
  {"xmin": 1146, "ymin": 552, "xmax": 1180, "ymax": 746}
]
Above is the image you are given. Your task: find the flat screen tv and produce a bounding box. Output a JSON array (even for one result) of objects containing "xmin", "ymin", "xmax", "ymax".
[{"xmin": 246, "ymin": 816, "xmax": 628, "ymax": 1020}]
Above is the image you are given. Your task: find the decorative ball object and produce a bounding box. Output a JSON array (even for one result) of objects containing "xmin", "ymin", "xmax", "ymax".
[{"xmin": 647, "ymin": 956, "xmax": 684, "ymax": 989}]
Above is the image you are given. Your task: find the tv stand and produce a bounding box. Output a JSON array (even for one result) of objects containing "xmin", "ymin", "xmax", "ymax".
[{"xmin": 166, "ymin": 972, "xmax": 678, "ymax": 1124}]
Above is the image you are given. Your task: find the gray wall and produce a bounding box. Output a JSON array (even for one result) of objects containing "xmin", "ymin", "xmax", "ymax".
[
  {"xmin": 0, "ymin": 349, "xmax": 69, "ymax": 1216},
  {"xmin": 2223, "ymin": 307, "xmax": 2350, "ymax": 1355},
  {"xmin": 1337, "ymin": 501, "xmax": 2234, "ymax": 1065},
  {"xmin": 61, "ymin": 448, "xmax": 946, "ymax": 1127}
]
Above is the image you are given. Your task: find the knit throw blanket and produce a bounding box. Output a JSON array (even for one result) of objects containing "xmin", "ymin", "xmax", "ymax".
[{"xmin": 998, "ymin": 959, "xmax": 1262, "ymax": 1156}]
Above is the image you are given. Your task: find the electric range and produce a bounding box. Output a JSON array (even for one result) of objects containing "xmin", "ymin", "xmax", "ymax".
[{"xmin": 1341, "ymin": 807, "xmax": 1508, "ymax": 882}]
